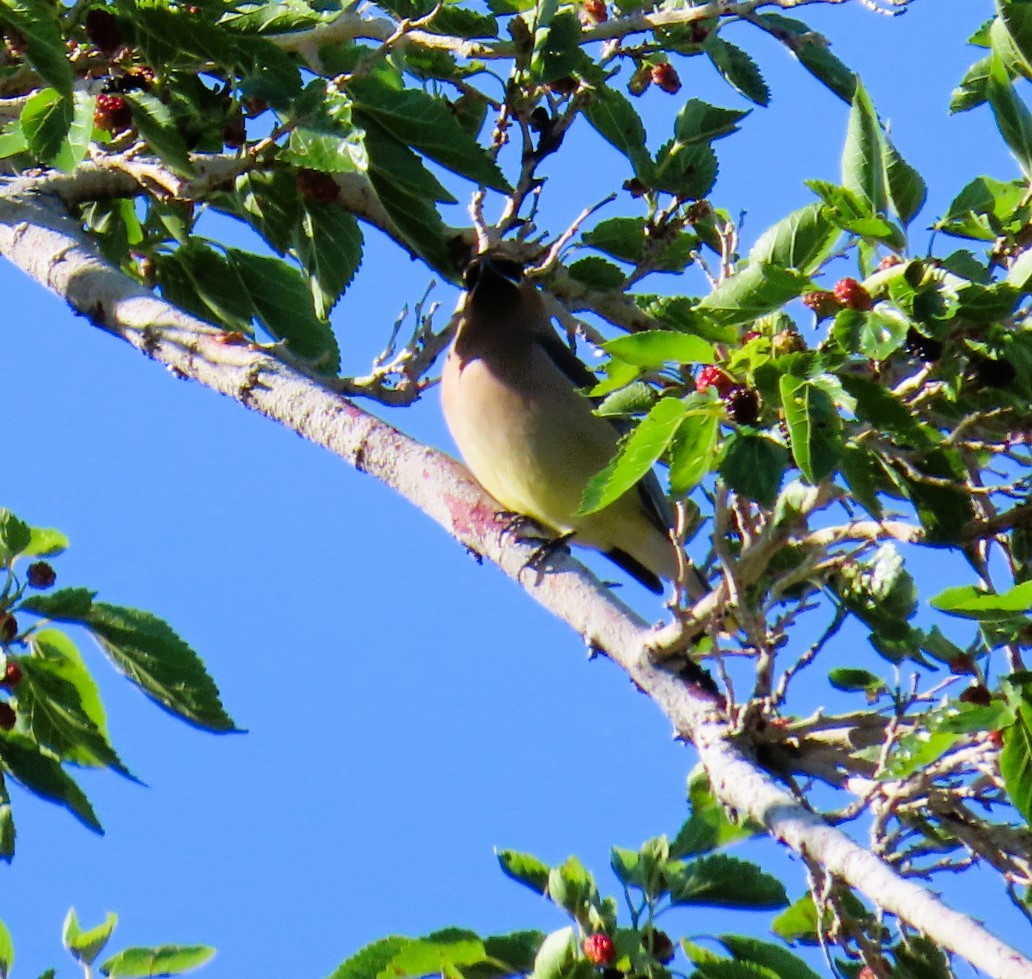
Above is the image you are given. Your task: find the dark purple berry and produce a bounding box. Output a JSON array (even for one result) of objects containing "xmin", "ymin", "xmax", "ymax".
[
  {"xmin": 26, "ymin": 561, "xmax": 56, "ymax": 589},
  {"xmin": 725, "ymin": 386, "xmax": 760, "ymax": 425}
]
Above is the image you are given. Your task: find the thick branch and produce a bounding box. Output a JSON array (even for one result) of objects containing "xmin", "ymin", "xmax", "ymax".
[{"xmin": 0, "ymin": 182, "xmax": 1029, "ymax": 979}]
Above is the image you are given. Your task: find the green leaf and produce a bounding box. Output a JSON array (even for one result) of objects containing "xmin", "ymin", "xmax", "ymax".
[
  {"xmin": 595, "ymin": 381, "xmax": 654, "ymax": 416},
  {"xmin": 718, "ymin": 432, "xmax": 789, "ymax": 506},
  {"xmin": 697, "ymin": 264, "xmax": 810, "ymax": 327},
  {"xmin": 793, "ymin": 33, "xmax": 856, "ymax": 102},
  {"xmin": 582, "ymin": 84, "xmax": 650, "ymax": 177},
  {"xmin": 157, "ymin": 241, "xmax": 255, "ymax": 333},
  {"xmin": 673, "ymin": 99, "xmax": 748, "ymax": 144},
  {"xmin": 0, "ymin": 0, "xmax": 71, "ymax": 94},
  {"xmin": 1003, "ymin": 711, "xmax": 1032, "ymax": 826},
  {"xmin": 938, "ymin": 702, "xmax": 1014, "ymax": 734},
  {"xmin": 653, "ymin": 139, "xmax": 717, "ymax": 199},
  {"xmin": 986, "ymin": 51, "xmax": 1032, "ymax": 176},
  {"xmin": 770, "ymin": 895, "xmax": 820, "ymax": 945},
  {"xmin": 669, "ymin": 410, "xmax": 720, "ymax": 496},
  {"xmin": 999, "ymin": 0, "xmax": 1032, "ymax": 75},
  {"xmin": 805, "ymin": 179, "xmax": 903, "ymax": 246},
  {"xmin": 931, "ymin": 580, "xmax": 1032, "ymax": 619},
  {"xmin": 706, "ymin": 37, "xmax": 770, "ymax": 107},
  {"xmin": 667, "ymin": 854, "xmax": 788, "ymax": 908},
  {"xmin": 64, "ymin": 909, "xmax": 118, "ymax": 967},
  {"xmin": 19, "ymin": 587, "xmax": 95, "ymax": 619},
  {"xmin": 328, "ymin": 938, "xmax": 410, "ymax": 979},
  {"xmin": 215, "ymin": 170, "xmax": 300, "ymax": 253},
  {"xmin": 0, "ymin": 509, "xmax": 31, "ymax": 564},
  {"xmin": 0, "ymin": 782, "xmax": 12, "ymax": 862},
  {"xmin": 0, "ymin": 917, "xmax": 11, "ymax": 977},
  {"xmin": 528, "ymin": 928, "xmax": 576, "ymax": 979},
  {"xmin": 219, "ymin": 0, "xmax": 339, "ymax": 34},
  {"xmin": 884, "ymin": 138, "xmax": 927, "ymax": 226},
  {"xmin": 124, "ymin": 92, "xmax": 193, "ymax": 175},
  {"xmin": 717, "ymin": 936, "xmax": 822, "ymax": 979},
  {"xmin": 842, "ymin": 80, "xmax": 887, "ymax": 214},
  {"xmin": 17, "ymin": 657, "xmax": 129, "ymax": 774},
  {"xmin": 226, "ymin": 248, "xmax": 341, "ymax": 372},
  {"xmin": 99, "ymin": 944, "xmax": 214, "ymax": 977},
  {"xmin": 858, "ymin": 305, "xmax": 909, "ymax": 360},
  {"xmin": 951, "ymin": 56, "xmax": 992, "ymax": 113},
  {"xmin": 748, "ymin": 203, "xmax": 840, "ymax": 275},
  {"xmin": 779, "ymin": 376, "xmax": 841, "ymax": 483},
  {"xmin": 295, "ymin": 203, "xmax": 363, "ymax": 319},
  {"xmin": 582, "ymin": 217, "xmax": 647, "ymax": 262},
  {"xmin": 0, "ymin": 734, "xmax": 101, "ymax": 831},
  {"xmin": 530, "ymin": 10, "xmax": 586, "ymax": 84},
  {"xmin": 367, "ymin": 170, "xmax": 453, "ymax": 273},
  {"xmin": 578, "ymin": 398, "xmax": 686, "ymax": 515},
  {"xmin": 604, "ymin": 331, "xmax": 713, "ymax": 368},
  {"xmin": 20, "ymin": 88, "xmax": 94, "ymax": 173},
  {"xmin": 672, "ymin": 771, "xmax": 758, "ymax": 857},
  {"xmin": 23, "ymin": 526, "xmax": 67, "ymax": 557},
  {"xmin": 568, "ymin": 257, "xmax": 625, "ymax": 290},
  {"xmin": 497, "ymin": 849, "xmax": 549, "ymax": 895},
  {"xmin": 828, "ymin": 668, "xmax": 886, "ymax": 696},
  {"xmin": 348, "ymin": 76, "xmax": 509, "ymax": 192},
  {"xmin": 838, "ymin": 374, "xmax": 931, "ymax": 448},
  {"xmin": 85, "ymin": 603, "xmax": 236, "ymax": 732},
  {"xmin": 360, "ymin": 119, "xmax": 456, "ymax": 202}
]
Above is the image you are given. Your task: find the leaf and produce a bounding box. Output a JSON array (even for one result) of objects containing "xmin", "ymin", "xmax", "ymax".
[
  {"xmin": 99, "ymin": 944, "xmax": 215, "ymax": 977},
  {"xmin": 157, "ymin": 241, "xmax": 255, "ymax": 333},
  {"xmin": 359, "ymin": 119, "xmax": 456, "ymax": 202},
  {"xmin": 348, "ymin": 76, "xmax": 509, "ymax": 192},
  {"xmin": 706, "ymin": 37, "xmax": 770, "ymax": 107},
  {"xmin": 770, "ymin": 895, "xmax": 820, "ymax": 945},
  {"xmin": 718, "ymin": 432, "xmax": 789, "ymax": 506},
  {"xmin": 668, "ymin": 410, "xmax": 720, "ymax": 496},
  {"xmin": 671, "ymin": 771, "xmax": 758, "ymax": 857},
  {"xmin": 579, "ymin": 398, "xmax": 686, "ymax": 515},
  {"xmin": 497, "ymin": 849, "xmax": 550, "ymax": 895},
  {"xmin": 0, "ymin": 734, "xmax": 101, "ymax": 831},
  {"xmin": 64, "ymin": 909, "xmax": 118, "ymax": 967},
  {"xmin": 828, "ymin": 668, "xmax": 886, "ymax": 696},
  {"xmin": 804, "ymin": 179, "xmax": 903, "ymax": 247},
  {"xmin": 986, "ymin": 51, "xmax": 1032, "ymax": 176},
  {"xmin": 842, "ymin": 80, "xmax": 887, "ymax": 214},
  {"xmin": 793, "ymin": 34, "xmax": 856, "ymax": 102},
  {"xmin": 0, "ymin": 509, "xmax": 31, "ymax": 564},
  {"xmin": 219, "ymin": 0, "xmax": 339, "ymax": 34},
  {"xmin": 673, "ymin": 99, "xmax": 748, "ymax": 144},
  {"xmin": 0, "ymin": 917, "xmax": 10, "ymax": 977},
  {"xmin": 595, "ymin": 381, "xmax": 655, "ymax": 416},
  {"xmin": 749, "ymin": 203, "xmax": 840, "ymax": 275},
  {"xmin": 295, "ymin": 203, "xmax": 363, "ymax": 319},
  {"xmin": 884, "ymin": 137, "xmax": 927, "ymax": 227},
  {"xmin": 653, "ymin": 139, "xmax": 717, "ymax": 199},
  {"xmin": 667, "ymin": 854, "xmax": 788, "ymax": 908},
  {"xmin": 568, "ymin": 257, "xmax": 625, "ymax": 290},
  {"xmin": 697, "ymin": 264, "xmax": 810, "ymax": 327},
  {"xmin": 717, "ymin": 936, "xmax": 822, "ymax": 979},
  {"xmin": 582, "ymin": 84, "xmax": 650, "ymax": 177},
  {"xmin": 604, "ymin": 331, "xmax": 713, "ymax": 368},
  {"xmin": 226, "ymin": 248, "xmax": 341, "ymax": 372},
  {"xmin": 530, "ymin": 10, "xmax": 586, "ymax": 84},
  {"xmin": 367, "ymin": 170, "xmax": 453, "ymax": 273},
  {"xmin": 328, "ymin": 938, "xmax": 411, "ymax": 979},
  {"xmin": 124, "ymin": 92, "xmax": 192, "ymax": 175},
  {"xmin": 951, "ymin": 56, "xmax": 992, "ymax": 113},
  {"xmin": 779, "ymin": 376, "xmax": 842, "ymax": 483},
  {"xmin": 999, "ymin": 0, "xmax": 1032, "ymax": 75},
  {"xmin": 0, "ymin": 0, "xmax": 72, "ymax": 94},
  {"xmin": 19, "ymin": 587, "xmax": 95, "ymax": 619},
  {"xmin": 582, "ymin": 217, "xmax": 647, "ymax": 262},
  {"xmin": 23, "ymin": 526, "xmax": 67, "ymax": 557},
  {"xmin": 20, "ymin": 89, "xmax": 94, "ymax": 172},
  {"xmin": 85, "ymin": 603, "xmax": 236, "ymax": 732},
  {"xmin": 528, "ymin": 928, "xmax": 576, "ymax": 979},
  {"xmin": 931, "ymin": 580, "xmax": 1032, "ymax": 619}
]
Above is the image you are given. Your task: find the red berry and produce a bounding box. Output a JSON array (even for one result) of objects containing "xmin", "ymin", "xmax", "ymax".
[
  {"xmin": 695, "ymin": 365, "xmax": 733, "ymax": 396},
  {"xmin": 84, "ymin": 8, "xmax": 122, "ymax": 56},
  {"xmin": 725, "ymin": 385, "xmax": 760, "ymax": 425},
  {"xmin": 26, "ymin": 561, "xmax": 55, "ymax": 589},
  {"xmin": 650, "ymin": 62, "xmax": 681, "ymax": 94},
  {"xmin": 0, "ymin": 702, "xmax": 14, "ymax": 731},
  {"xmin": 295, "ymin": 168, "xmax": 341, "ymax": 204},
  {"xmin": 94, "ymin": 92, "xmax": 132, "ymax": 133},
  {"xmin": 801, "ymin": 290, "xmax": 841, "ymax": 319},
  {"xmin": 1, "ymin": 661, "xmax": 21, "ymax": 689},
  {"xmin": 987, "ymin": 730, "xmax": 1004, "ymax": 749},
  {"xmin": 876, "ymin": 254, "xmax": 903, "ymax": 271},
  {"xmin": 581, "ymin": 0, "xmax": 607, "ymax": 23},
  {"xmin": 582, "ymin": 934, "xmax": 615, "ymax": 966},
  {"xmin": 0, "ymin": 613, "xmax": 16, "ymax": 644},
  {"xmin": 833, "ymin": 277, "xmax": 873, "ymax": 311},
  {"xmin": 742, "ymin": 329, "xmax": 762, "ymax": 343}
]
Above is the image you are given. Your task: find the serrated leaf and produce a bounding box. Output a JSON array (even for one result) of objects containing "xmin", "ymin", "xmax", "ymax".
[
  {"xmin": 718, "ymin": 432, "xmax": 788, "ymax": 506},
  {"xmin": 0, "ymin": 0, "xmax": 72, "ymax": 94},
  {"xmin": 85, "ymin": 603, "xmax": 235, "ymax": 732},
  {"xmin": 226, "ymin": 248, "xmax": 341, "ymax": 372},
  {"xmin": 595, "ymin": 381, "xmax": 655, "ymax": 416},
  {"xmin": 99, "ymin": 944, "xmax": 214, "ymax": 977},
  {"xmin": 360, "ymin": 119, "xmax": 456, "ymax": 202},
  {"xmin": 583, "ymin": 217, "xmax": 646, "ymax": 262},
  {"xmin": 23, "ymin": 526, "xmax": 67, "ymax": 557},
  {"xmin": 349, "ymin": 75, "xmax": 509, "ymax": 192},
  {"xmin": 793, "ymin": 34, "xmax": 856, "ymax": 103},
  {"xmin": 951, "ymin": 55, "xmax": 992, "ymax": 113},
  {"xmin": 497, "ymin": 849, "xmax": 549, "ymax": 894},
  {"xmin": 20, "ymin": 89, "xmax": 92, "ymax": 172},
  {"xmin": 828, "ymin": 668, "xmax": 885, "ymax": 695},
  {"xmin": 157, "ymin": 241, "xmax": 255, "ymax": 333},
  {"xmin": 805, "ymin": 179, "xmax": 903, "ymax": 246},
  {"xmin": 717, "ymin": 936, "xmax": 821, "ymax": 979},
  {"xmin": 219, "ymin": 0, "xmax": 339, "ymax": 34},
  {"xmin": 672, "ymin": 771, "xmax": 758, "ymax": 857},
  {"xmin": 884, "ymin": 138, "xmax": 927, "ymax": 227},
  {"xmin": 931, "ymin": 580, "xmax": 1032, "ymax": 619},
  {"xmin": 667, "ymin": 854, "xmax": 788, "ymax": 908},
  {"xmin": 0, "ymin": 509, "xmax": 31, "ymax": 563},
  {"xmin": 779, "ymin": 376, "xmax": 841, "ymax": 483},
  {"xmin": 216, "ymin": 170, "xmax": 300, "ymax": 254},
  {"xmin": 568, "ymin": 256, "xmax": 625, "ymax": 290},
  {"xmin": 295, "ymin": 203, "xmax": 363, "ymax": 319},
  {"xmin": 697, "ymin": 264, "xmax": 809, "ymax": 327},
  {"xmin": 0, "ymin": 734, "xmax": 101, "ymax": 832},
  {"xmin": 583, "ymin": 84, "xmax": 650, "ymax": 177},
  {"xmin": 842, "ymin": 80, "xmax": 887, "ymax": 214},
  {"xmin": 986, "ymin": 51, "xmax": 1032, "ymax": 176},
  {"xmin": 124, "ymin": 92, "xmax": 192, "ymax": 175},
  {"xmin": 367, "ymin": 170, "xmax": 453, "ymax": 273},
  {"xmin": 0, "ymin": 917, "xmax": 10, "ymax": 976},
  {"xmin": 669, "ymin": 410, "xmax": 720, "ymax": 496},
  {"xmin": 707, "ymin": 37, "xmax": 769, "ymax": 106},
  {"xmin": 748, "ymin": 203, "xmax": 840, "ymax": 274},
  {"xmin": 770, "ymin": 895, "xmax": 820, "ymax": 945},
  {"xmin": 64, "ymin": 909, "xmax": 118, "ymax": 967},
  {"xmin": 530, "ymin": 10, "xmax": 586, "ymax": 84},
  {"xmin": 673, "ymin": 99, "xmax": 748, "ymax": 144},
  {"xmin": 604, "ymin": 331, "xmax": 713, "ymax": 367},
  {"xmin": 653, "ymin": 139, "xmax": 717, "ymax": 199},
  {"xmin": 327, "ymin": 937, "xmax": 411, "ymax": 979},
  {"xmin": 579, "ymin": 397, "xmax": 686, "ymax": 515},
  {"xmin": 20, "ymin": 588, "xmax": 95, "ymax": 619}
]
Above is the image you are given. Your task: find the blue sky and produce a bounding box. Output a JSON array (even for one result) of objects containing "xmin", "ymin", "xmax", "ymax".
[{"xmin": 0, "ymin": 0, "xmax": 1027, "ymax": 975}]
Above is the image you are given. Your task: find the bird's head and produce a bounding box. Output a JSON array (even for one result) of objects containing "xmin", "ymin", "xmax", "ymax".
[{"xmin": 463, "ymin": 255, "xmax": 526, "ymax": 313}]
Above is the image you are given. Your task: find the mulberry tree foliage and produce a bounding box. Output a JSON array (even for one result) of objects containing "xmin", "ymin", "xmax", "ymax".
[{"xmin": 1, "ymin": 0, "xmax": 1032, "ymax": 975}]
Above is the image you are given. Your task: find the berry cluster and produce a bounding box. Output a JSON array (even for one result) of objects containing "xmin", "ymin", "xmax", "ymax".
[
  {"xmin": 696, "ymin": 367, "xmax": 760, "ymax": 425},
  {"xmin": 94, "ymin": 92, "xmax": 132, "ymax": 133}
]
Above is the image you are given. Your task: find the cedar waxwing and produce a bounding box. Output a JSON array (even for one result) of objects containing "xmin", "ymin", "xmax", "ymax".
[{"xmin": 441, "ymin": 256, "xmax": 695, "ymax": 596}]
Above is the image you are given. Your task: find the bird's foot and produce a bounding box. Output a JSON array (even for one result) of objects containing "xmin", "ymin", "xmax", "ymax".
[{"xmin": 517, "ymin": 531, "xmax": 575, "ymax": 583}]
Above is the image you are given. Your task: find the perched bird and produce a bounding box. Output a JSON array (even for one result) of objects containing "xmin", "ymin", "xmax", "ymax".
[{"xmin": 441, "ymin": 255, "xmax": 689, "ymax": 595}]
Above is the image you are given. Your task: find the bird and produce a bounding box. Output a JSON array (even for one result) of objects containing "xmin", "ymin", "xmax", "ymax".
[{"xmin": 441, "ymin": 255, "xmax": 693, "ymax": 596}]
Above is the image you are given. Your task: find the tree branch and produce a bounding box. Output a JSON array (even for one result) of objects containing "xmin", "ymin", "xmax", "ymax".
[{"xmin": 1, "ymin": 181, "xmax": 1029, "ymax": 979}]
